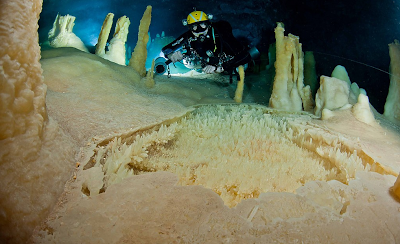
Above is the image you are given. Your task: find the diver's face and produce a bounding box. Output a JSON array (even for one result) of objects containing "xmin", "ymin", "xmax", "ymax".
[{"xmin": 190, "ymin": 22, "xmax": 209, "ymax": 37}]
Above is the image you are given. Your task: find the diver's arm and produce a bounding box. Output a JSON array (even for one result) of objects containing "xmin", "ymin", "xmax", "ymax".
[
  {"xmin": 168, "ymin": 51, "xmax": 184, "ymax": 63},
  {"xmin": 161, "ymin": 31, "xmax": 191, "ymax": 59},
  {"xmin": 203, "ymin": 65, "xmax": 224, "ymax": 74}
]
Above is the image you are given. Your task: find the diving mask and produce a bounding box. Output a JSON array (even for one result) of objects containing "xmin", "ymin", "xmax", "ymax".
[{"xmin": 190, "ymin": 22, "xmax": 209, "ymax": 36}]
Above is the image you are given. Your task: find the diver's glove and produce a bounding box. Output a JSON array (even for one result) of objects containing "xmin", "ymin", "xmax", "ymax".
[
  {"xmin": 168, "ymin": 51, "xmax": 184, "ymax": 63},
  {"xmin": 203, "ymin": 65, "xmax": 224, "ymax": 74},
  {"xmin": 215, "ymin": 66, "xmax": 224, "ymax": 73}
]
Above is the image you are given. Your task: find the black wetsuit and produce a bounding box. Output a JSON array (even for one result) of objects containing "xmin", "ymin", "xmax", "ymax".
[{"xmin": 162, "ymin": 21, "xmax": 252, "ymax": 73}]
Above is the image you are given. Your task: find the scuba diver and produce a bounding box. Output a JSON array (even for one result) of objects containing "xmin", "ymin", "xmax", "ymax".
[{"xmin": 158, "ymin": 10, "xmax": 259, "ymax": 78}]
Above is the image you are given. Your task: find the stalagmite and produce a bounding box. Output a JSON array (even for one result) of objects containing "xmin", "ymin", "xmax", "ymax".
[
  {"xmin": 234, "ymin": 65, "xmax": 245, "ymax": 103},
  {"xmin": 95, "ymin": 13, "xmax": 114, "ymax": 56},
  {"xmin": 384, "ymin": 40, "xmax": 400, "ymax": 122},
  {"xmin": 0, "ymin": 0, "xmax": 75, "ymax": 242},
  {"xmin": 144, "ymin": 59, "xmax": 156, "ymax": 88},
  {"xmin": 314, "ymin": 76, "xmax": 350, "ymax": 117},
  {"xmin": 269, "ymin": 22, "xmax": 312, "ymax": 112},
  {"xmin": 97, "ymin": 15, "xmax": 131, "ymax": 65},
  {"xmin": 48, "ymin": 14, "xmax": 88, "ymax": 52},
  {"xmin": 304, "ymin": 51, "xmax": 318, "ymax": 96},
  {"xmin": 129, "ymin": 6, "xmax": 152, "ymax": 77}
]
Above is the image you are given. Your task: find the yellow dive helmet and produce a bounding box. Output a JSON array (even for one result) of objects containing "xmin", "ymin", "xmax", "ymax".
[{"xmin": 182, "ymin": 11, "xmax": 213, "ymax": 26}]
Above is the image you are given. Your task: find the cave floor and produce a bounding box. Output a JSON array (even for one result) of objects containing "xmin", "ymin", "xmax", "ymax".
[{"xmin": 31, "ymin": 48, "xmax": 400, "ymax": 243}]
